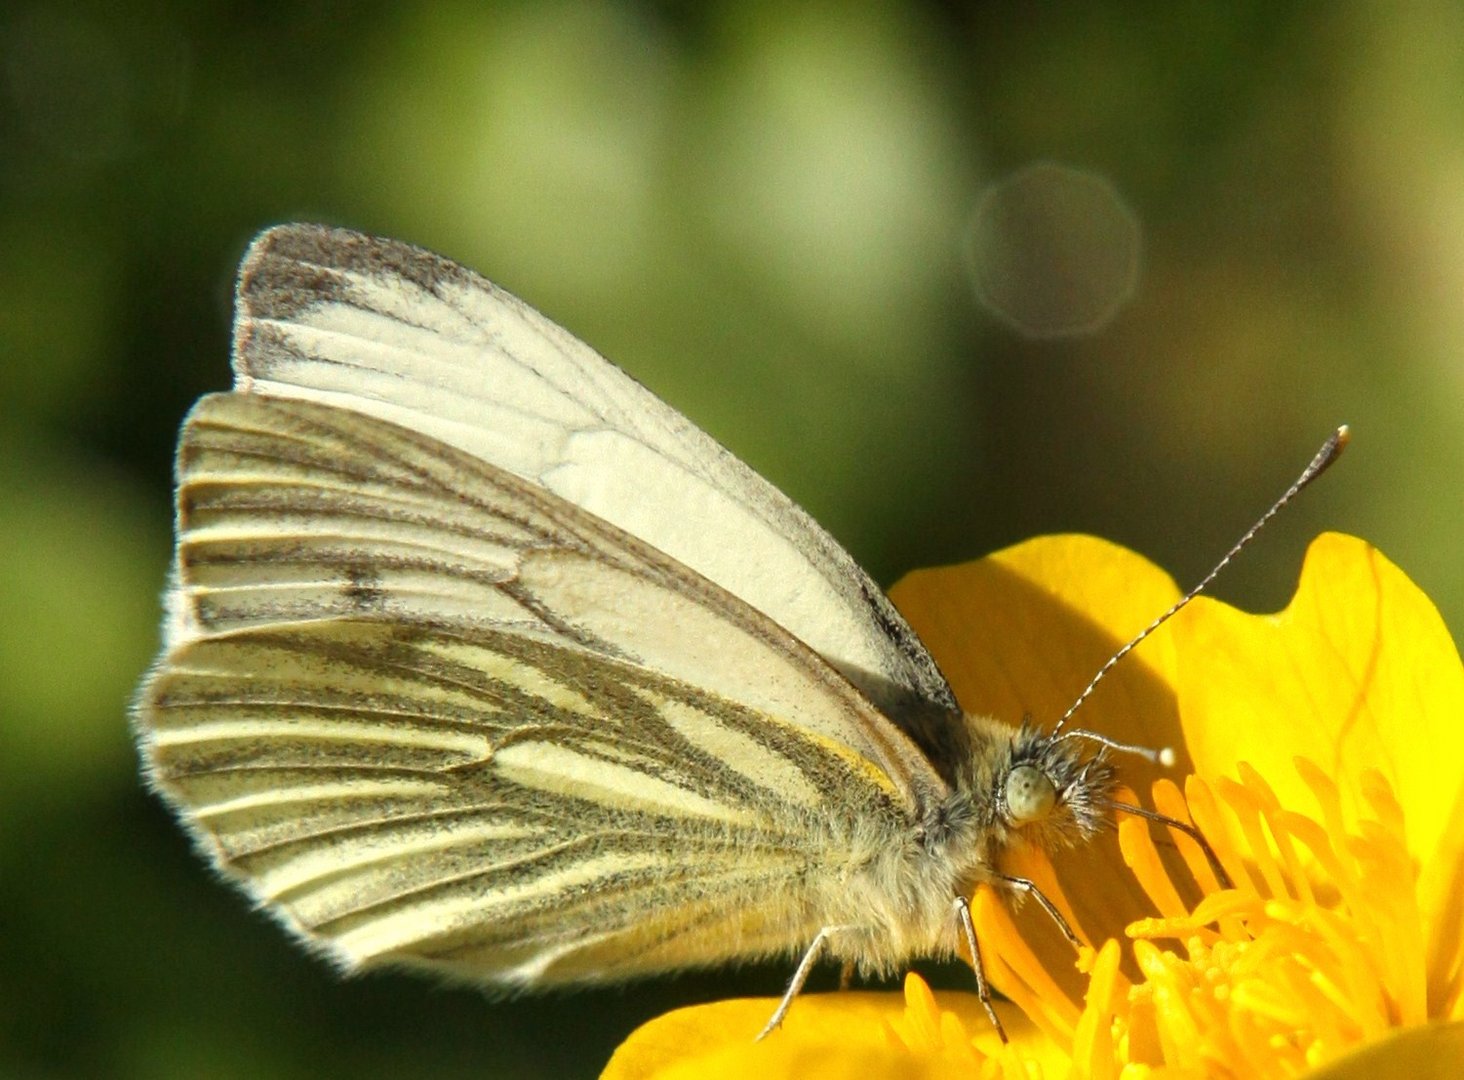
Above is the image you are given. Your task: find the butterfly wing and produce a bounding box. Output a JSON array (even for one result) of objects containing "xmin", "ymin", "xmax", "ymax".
[
  {"xmin": 137, "ymin": 392, "xmax": 943, "ymax": 983},
  {"xmin": 231, "ymin": 224, "xmax": 961, "ymax": 733}
]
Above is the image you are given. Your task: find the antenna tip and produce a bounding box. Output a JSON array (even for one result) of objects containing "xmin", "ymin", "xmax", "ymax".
[
  {"xmin": 1157, "ymin": 746, "xmax": 1177, "ymax": 768},
  {"xmin": 1307, "ymin": 425, "xmax": 1351, "ymax": 478}
]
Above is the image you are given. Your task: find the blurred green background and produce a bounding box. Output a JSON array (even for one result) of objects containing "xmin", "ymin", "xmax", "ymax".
[{"xmin": 2, "ymin": 2, "xmax": 1460, "ymax": 1077}]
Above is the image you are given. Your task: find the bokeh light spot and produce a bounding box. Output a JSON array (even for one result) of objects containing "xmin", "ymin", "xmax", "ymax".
[{"xmin": 966, "ymin": 162, "xmax": 1141, "ymax": 338}]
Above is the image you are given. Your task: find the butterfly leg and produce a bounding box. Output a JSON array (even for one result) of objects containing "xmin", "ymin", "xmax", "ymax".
[
  {"xmin": 755, "ymin": 925, "xmax": 853, "ymax": 1041},
  {"xmin": 838, "ymin": 959, "xmax": 855, "ymax": 990},
  {"xmin": 992, "ymin": 873, "xmax": 1081, "ymax": 946},
  {"xmin": 952, "ymin": 895, "xmax": 1008, "ymax": 1043}
]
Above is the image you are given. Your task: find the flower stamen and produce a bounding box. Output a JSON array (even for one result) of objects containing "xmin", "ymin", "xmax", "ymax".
[{"xmin": 1057, "ymin": 758, "xmax": 1439, "ymax": 1077}]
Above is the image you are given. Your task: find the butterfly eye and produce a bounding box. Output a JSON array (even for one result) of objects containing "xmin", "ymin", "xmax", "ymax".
[{"xmin": 1004, "ymin": 763, "xmax": 1057, "ymax": 824}]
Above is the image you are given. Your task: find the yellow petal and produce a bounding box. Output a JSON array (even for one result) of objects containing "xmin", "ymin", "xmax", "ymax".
[
  {"xmin": 600, "ymin": 983, "xmax": 1056, "ymax": 1080},
  {"xmin": 1173, "ymin": 533, "xmax": 1464, "ymax": 986},
  {"xmin": 600, "ymin": 993, "xmax": 903, "ymax": 1080},
  {"xmin": 891, "ymin": 534, "xmax": 1185, "ymax": 760}
]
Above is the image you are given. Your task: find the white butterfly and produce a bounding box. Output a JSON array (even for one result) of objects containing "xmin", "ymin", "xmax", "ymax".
[{"xmin": 135, "ymin": 224, "xmax": 1145, "ymax": 1040}]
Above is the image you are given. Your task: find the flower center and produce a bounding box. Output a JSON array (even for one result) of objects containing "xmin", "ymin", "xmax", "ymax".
[{"xmin": 1065, "ymin": 759, "xmax": 1433, "ymax": 1078}]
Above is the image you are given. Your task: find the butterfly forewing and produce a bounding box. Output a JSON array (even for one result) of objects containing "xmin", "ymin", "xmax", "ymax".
[
  {"xmin": 138, "ymin": 391, "xmax": 942, "ymax": 984},
  {"xmin": 231, "ymin": 224, "xmax": 959, "ymax": 730}
]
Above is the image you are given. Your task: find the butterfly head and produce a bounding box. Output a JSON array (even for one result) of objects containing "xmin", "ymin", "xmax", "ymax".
[{"xmin": 990, "ymin": 724, "xmax": 1119, "ymax": 851}]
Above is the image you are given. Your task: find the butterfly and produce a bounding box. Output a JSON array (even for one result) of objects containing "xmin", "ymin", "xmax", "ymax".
[{"xmin": 136, "ymin": 223, "xmax": 1286, "ymax": 1041}]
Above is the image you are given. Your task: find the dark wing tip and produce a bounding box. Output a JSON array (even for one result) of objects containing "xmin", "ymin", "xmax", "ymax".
[
  {"xmin": 238, "ymin": 223, "xmax": 474, "ymax": 317},
  {"xmin": 230, "ymin": 224, "xmax": 479, "ymax": 386},
  {"xmin": 236, "ymin": 223, "xmax": 349, "ymax": 327}
]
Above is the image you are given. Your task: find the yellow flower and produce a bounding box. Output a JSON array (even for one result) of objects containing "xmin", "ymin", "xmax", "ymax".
[{"xmin": 603, "ymin": 533, "xmax": 1464, "ymax": 1079}]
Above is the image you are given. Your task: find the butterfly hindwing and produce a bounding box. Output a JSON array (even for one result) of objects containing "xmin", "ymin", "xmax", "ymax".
[{"xmin": 145, "ymin": 620, "xmax": 891, "ymax": 984}]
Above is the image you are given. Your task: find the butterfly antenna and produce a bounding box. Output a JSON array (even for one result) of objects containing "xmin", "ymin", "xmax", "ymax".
[
  {"xmin": 1108, "ymin": 800, "xmax": 1235, "ymax": 888},
  {"xmin": 1053, "ymin": 425, "xmax": 1350, "ymax": 743}
]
